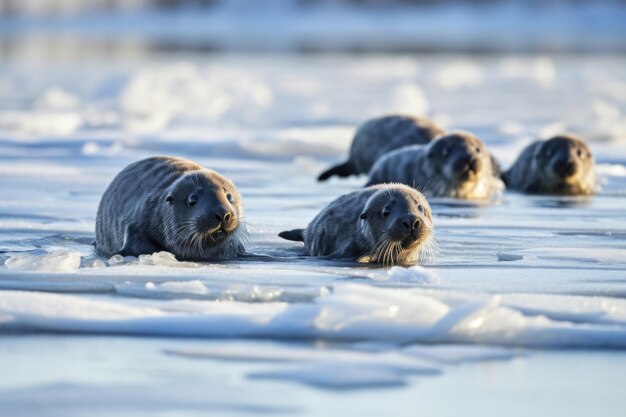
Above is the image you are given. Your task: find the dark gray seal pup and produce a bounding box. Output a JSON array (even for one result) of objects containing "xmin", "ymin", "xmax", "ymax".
[
  {"xmin": 278, "ymin": 184, "xmax": 435, "ymax": 265},
  {"xmin": 95, "ymin": 156, "xmax": 247, "ymax": 260},
  {"xmin": 502, "ymin": 134, "xmax": 596, "ymax": 195},
  {"xmin": 367, "ymin": 132, "xmax": 504, "ymax": 200},
  {"xmin": 318, "ymin": 115, "xmax": 444, "ymax": 181}
]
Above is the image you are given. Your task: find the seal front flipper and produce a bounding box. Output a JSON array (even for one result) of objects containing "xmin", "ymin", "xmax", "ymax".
[
  {"xmin": 119, "ymin": 224, "xmax": 162, "ymax": 257},
  {"xmin": 317, "ymin": 161, "xmax": 354, "ymax": 182},
  {"xmin": 278, "ymin": 229, "xmax": 304, "ymax": 242}
]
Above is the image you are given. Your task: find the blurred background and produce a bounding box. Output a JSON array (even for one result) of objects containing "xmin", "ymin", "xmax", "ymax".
[{"xmin": 1, "ymin": 0, "xmax": 626, "ymax": 59}]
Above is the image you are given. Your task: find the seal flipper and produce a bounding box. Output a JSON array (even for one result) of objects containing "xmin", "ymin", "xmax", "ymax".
[
  {"xmin": 278, "ymin": 229, "xmax": 305, "ymax": 242},
  {"xmin": 317, "ymin": 161, "xmax": 354, "ymax": 182},
  {"xmin": 119, "ymin": 224, "xmax": 163, "ymax": 257}
]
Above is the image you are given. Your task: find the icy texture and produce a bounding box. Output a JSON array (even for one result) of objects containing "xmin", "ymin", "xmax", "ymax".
[
  {"xmin": 2, "ymin": 285, "xmax": 626, "ymax": 348},
  {"xmin": 4, "ymin": 250, "xmax": 81, "ymax": 273}
]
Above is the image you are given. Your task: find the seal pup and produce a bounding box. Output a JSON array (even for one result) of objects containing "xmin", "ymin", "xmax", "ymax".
[
  {"xmin": 278, "ymin": 184, "xmax": 435, "ymax": 265},
  {"xmin": 502, "ymin": 134, "xmax": 596, "ymax": 195},
  {"xmin": 95, "ymin": 156, "xmax": 247, "ymax": 260},
  {"xmin": 318, "ymin": 115, "xmax": 444, "ymax": 181},
  {"xmin": 367, "ymin": 132, "xmax": 503, "ymax": 200}
]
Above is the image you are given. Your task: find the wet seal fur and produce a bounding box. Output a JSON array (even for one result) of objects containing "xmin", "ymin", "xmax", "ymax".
[
  {"xmin": 278, "ymin": 184, "xmax": 436, "ymax": 266},
  {"xmin": 96, "ymin": 156, "xmax": 248, "ymax": 260},
  {"xmin": 318, "ymin": 115, "xmax": 444, "ymax": 181},
  {"xmin": 367, "ymin": 131, "xmax": 504, "ymax": 200},
  {"xmin": 502, "ymin": 134, "xmax": 596, "ymax": 195}
]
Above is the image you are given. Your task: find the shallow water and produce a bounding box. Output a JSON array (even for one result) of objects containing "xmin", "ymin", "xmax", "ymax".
[{"xmin": 1, "ymin": 52, "xmax": 626, "ymax": 415}]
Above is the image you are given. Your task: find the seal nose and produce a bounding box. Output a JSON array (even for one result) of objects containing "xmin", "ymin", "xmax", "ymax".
[
  {"xmin": 467, "ymin": 157, "xmax": 481, "ymax": 174},
  {"xmin": 400, "ymin": 214, "xmax": 420, "ymax": 231},
  {"xmin": 213, "ymin": 206, "xmax": 232, "ymax": 223},
  {"xmin": 554, "ymin": 159, "xmax": 577, "ymax": 177},
  {"xmin": 455, "ymin": 153, "xmax": 480, "ymax": 175}
]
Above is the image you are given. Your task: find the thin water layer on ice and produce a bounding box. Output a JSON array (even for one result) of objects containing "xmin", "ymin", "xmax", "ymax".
[{"xmin": 0, "ymin": 53, "xmax": 626, "ymax": 415}]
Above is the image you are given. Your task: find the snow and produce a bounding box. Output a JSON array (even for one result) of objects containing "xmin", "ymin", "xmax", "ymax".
[
  {"xmin": 0, "ymin": 51, "xmax": 625, "ymax": 414},
  {"xmin": 4, "ymin": 250, "xmax": 81, "ymax": 273}
]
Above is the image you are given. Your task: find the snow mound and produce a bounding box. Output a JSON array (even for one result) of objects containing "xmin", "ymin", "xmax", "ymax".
[
  {"xmin": 4, "ymin": 250, "xmax": 81, "ymax": 273},
  {"xmin": 144, "ymin": 280, "xmax": 209, "ymax": 296}
]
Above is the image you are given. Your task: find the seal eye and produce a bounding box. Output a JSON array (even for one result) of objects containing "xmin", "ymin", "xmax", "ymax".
[
  {"xmin": 475, "ymin": 147, "xmax": 481, "ymax": 154},
  {"xmin": 226, "ymin": 193, "xmax": 234, "ymax": 204},
  {"xmin": 418, "ymin": 205, "xmax": 424, "ymax": 214},
  {"xmin": 187, "ymin": 194, "xmax": 198, "ymax": 208},
  {"xmin": 382, "ymin": 209, "xmax": 390, "ymax": 219},
  {"xmin": 577, "ymin": 149, "xmax": 584, "ymax": 158},
  {"xmin": 442, "ymin": 147, "xmax": 450, "ymax": 157}
]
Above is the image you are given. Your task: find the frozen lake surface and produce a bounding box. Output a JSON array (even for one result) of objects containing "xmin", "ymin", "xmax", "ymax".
[{"xmin": 1, "ymin": 53, "xmax": 626, "ymax": 416}]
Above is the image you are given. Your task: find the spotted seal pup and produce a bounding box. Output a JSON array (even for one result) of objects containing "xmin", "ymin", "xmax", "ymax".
[
  {"xmin": 318, "ymin": 115, "xmax": 445, "ymax": 181},
  {"xmin": 95, "ymin": 156, "xmax": 247, "ymax": 260},
  {"xmin": 502, "ymin": 134, "xmax": 596, "ymax": 195},
  {"xmin": 367, "ymin": 132, "xmax": 503, "ymax": 200},
  {"xmin": 278, "ymin": 184, "xmax": 435, "ymax": 265}
]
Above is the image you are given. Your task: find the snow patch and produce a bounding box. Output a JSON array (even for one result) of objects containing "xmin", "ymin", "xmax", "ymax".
[
  {"xmin": 436, "ymin": 61, "xmax": 483, "ymax": 90},
  {"xmin": 144, "ymin": 280, "xmax": 209, "ymax": 296},
  {"xmin": 4, "ymin": 250, "xmax": 81, "ymax": 273}
]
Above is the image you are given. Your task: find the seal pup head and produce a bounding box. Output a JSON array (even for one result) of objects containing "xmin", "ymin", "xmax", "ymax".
[
  {"xmin": 358, "ymin": 184, "xmax": 435, "ymax": 265},
  {"xmin": 162, "ymin": 170, "xmax": 246, "ymax": 260},
  {"xmin": 425, "ymin": 132, "xmax": 498, "ymax": 199},
  {"xmin": 528, "ymin": 135, "xmax": 595, "ymax": 195}
]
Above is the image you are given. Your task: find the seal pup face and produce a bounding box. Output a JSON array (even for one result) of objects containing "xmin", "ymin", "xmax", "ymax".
[
  {"xmin": 359, "ymin": 185, "xmax": 435, "ymax": 265},
  {"xmin": 530, "ymin": 135, "xmax": 595, "ymax": 195},
  {"xmin": 426, "ymin": 132, "xmax": 495, "ymax": 199},
  {"xmin": 163, "ymin": 171, "xmax": 246, "ymax": 260}
]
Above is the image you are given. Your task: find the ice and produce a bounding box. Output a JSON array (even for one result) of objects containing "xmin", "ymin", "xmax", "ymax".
[
  {"xmin": 0, "ymin": 52, "xmax": 626, "ymax": 411},
  {"xmin": 4, "ymin": 250, "xmax": 82, "ymax": 273},
  {"xmin": 533, "ymin": 56, "xmax": 556, "ymax": 88},
  {"xmin": 383, "ymin": 266, "xmax": 440, "ymax": 284},
  {"xmin": 436, "ymin": 61, "xmax": 483, "ymax": 90},
  {"xmin": 143, "ymin": 280, "xmax": 209, "ymax": 296},
  {"xmin": 167, "ymin": 341, "xmax": 519, "ymax": 389},
  {"xmin": 597, "ymin": 163, "xmax": 626, "ymax": 177},
  {"xmin": 120, "ymin": 63, "xmax": 273, "ymax": 132},
  {"xmin": 0, "ymin": 383, "xmax": 296, "ymax": 416},
  {"xmin": 136, "ymin": 252, "xmax": 199, "ymax": 268},
  {"xmin": 2, "ymin": 284, "xmax": 626, "ymax": 348},
  {"xmin": 35, "ymin": 87, "xmax": 80, "ymax": 111},
  {"xmin": 389, "ymin": 83, "xmax": 429, "ymax": 116}
]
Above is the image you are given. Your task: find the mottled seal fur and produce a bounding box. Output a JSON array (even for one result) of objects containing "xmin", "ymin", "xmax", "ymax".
[
  {"xmin": 95, "ymin": 156, "xmax": 247, "ymax": 260},
  {"xmin": 502, "ymin": 134, "xmax": 596, "ymax": 195},
  {"xmin": 318, "ymin": 115, "xmax": 445, "ymax": 181},
  {"xmin": 367, "ymin": 132, "xmax": 504, "ymax": 200},
  {"xmin": 278, "ymin": 184, "xmax": 435, "ymax": 265}
]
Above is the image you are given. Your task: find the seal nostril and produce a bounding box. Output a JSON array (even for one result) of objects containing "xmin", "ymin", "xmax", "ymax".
[
  {"xmin": 214, "ymin": 214, "xmax": 223, "ymax": 222},
  {"xmin": 223, "ymin": 212, "xmax": 232, "ymax": 223},
  {"xmin": 413, "ymin": 219, "xmax": 420, "ymax": 230},
  {"xmin": 402, "ymin": 220, "xmax": 410, "ymax": 229}
]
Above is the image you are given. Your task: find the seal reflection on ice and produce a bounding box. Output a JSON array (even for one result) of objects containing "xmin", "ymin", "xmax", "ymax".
[
  {"xmin": 95, "ymin": 156, "xmax": 248, "ymax": 261},
  {"xmin": 279, "ymin": 184, "xmax": 436, "ymax": 266}
]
